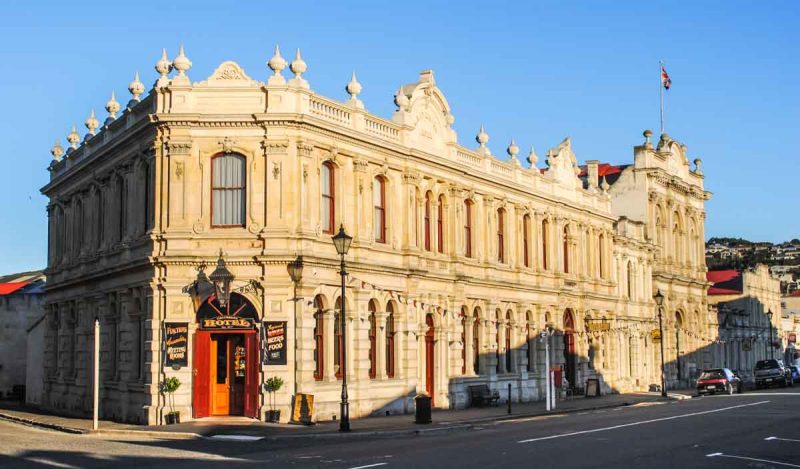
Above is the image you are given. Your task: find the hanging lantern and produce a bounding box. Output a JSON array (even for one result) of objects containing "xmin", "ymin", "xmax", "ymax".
[{"xmin": 209, "ymin": 254, "xmax": 235, "ymax": 309}]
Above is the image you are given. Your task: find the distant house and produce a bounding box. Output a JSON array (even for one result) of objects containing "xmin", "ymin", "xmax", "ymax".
[{"xmin": 0, "ymin": 271, "xmax": 45, "ymax": 402}]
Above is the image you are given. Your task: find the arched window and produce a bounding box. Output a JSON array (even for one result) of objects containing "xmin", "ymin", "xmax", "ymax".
[
  {"xmin": 116, "ymin": 175, "xmax": 126, "ymax": 241},
  {"xmin": 313, "ymin": 296, "xmax": 325, "ymax": 381},
  {"xmin": 74, "ymin": 198, "xmax": 83, "ymax": 255},
  {"xmin": 497, "ymin": 208, "xmax": 505, "ymax": 263},
  {"xmin": 437, "ymin": 194, "xmax": 445, "ymax": 253},
  {"xmin": 96, "ymin": 190, "xmax": 104, "ymax": 248},
  {"xmin": 464, "ymin": 200, "xmax": 473, "ymax": 258},
  {"xmin": 495, "ymin": 310, "xmax": 502, "ymax": 374},
  {"xmin": 211, "ymin": 154, "xmax": 246, "ymax": 227},
  {"xmin": 473, "ymin": 308, "xmax": 480, "ymax": 374},
  {"xmin": 526, "ymin": 311, "xmax": 534, "ymax": 372},
  {"xmin": 321, "ymin": 162, "xmax": 335, "ymax": 234},
  {"xmin": 142, "ymin": 160, "xmax": 152, "ymax": 233},
  {"xmin": 424, "ymin": 192, "xmax": 432, "ymax": 251},
  {"xmin": 598, "ymin": 233, "xmax": 605, "ymax": 279},
  {"xmin": 414, "ymin": 188, "xmax": 420, "ymax": 247},
  {"xmin": 386, "ymin": 302, "xmax": 395, "ymax": 378},
  {"xmin": 523, "ymin": 214, "xmax": 531, "ymax": 267},
  {"xmin": 673, "ymin": 219, "xmax": 681, "ymax": 264},
  {"xmin": 334, "ymin": 297, "xmax": 343, "ymax": 379},
  {"xmin": 675, "ymin": 312, "xmax": 683, "ymax": 380},
  {"xmin": 368, "ymin": 300, "xmax": 377, "ymax": 379},
  {"xmin": 542, "ymin": 219, "xmax": 549, "ymax": 270},
  {"xmin": 373, "ymin": 177, "xmax": 386, "ymax": 243},
  {"xmin": 460, "ymin": 307, "xmax": 468, "ymax": 375},
  {"xmin": 505, "ymin": 311, "xmax": 513, "ymax": 373},
  {"xmin": 627, "ymin": 261, "xmax": 635, "ymax": 299},
  {"xmin": 563, "ymin": 225, "xmax": 570, "ymax": 274}
]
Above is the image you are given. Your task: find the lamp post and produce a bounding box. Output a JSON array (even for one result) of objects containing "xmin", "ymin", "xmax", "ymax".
[
  {"xmin": 654, "ymin": 290, "xmax": 667, "ymax": 398},
  {"xmin": 287, "ymin": 256, "xmax": 304, "ymax": 397},
  {"xmin": 209, "ymin": 253, "xmax": 234, "ymax": 311},
  {"xmin": 331, "ymin": 225, "xmax": 353, "ymax": 432},
  {"xmin": 767, "ymin": 310, "xmax": 774, "ymax": 360}
]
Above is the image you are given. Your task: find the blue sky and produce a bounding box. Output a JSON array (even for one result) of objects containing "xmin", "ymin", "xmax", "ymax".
[{"xmin": 1, "ymin": 1, "xmax": 797, "ymax": 275}]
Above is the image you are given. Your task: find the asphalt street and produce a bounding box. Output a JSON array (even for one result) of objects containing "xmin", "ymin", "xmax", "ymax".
[{"xmin": 1, "ymin": 388, "xmax": 799, "ymax": 468}]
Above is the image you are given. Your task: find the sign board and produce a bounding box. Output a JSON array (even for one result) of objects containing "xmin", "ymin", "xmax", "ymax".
[
  {"xmin": 585, "ymin": 378, "xmax": 600, "ymax": 397},
  {"xmin": 291, "ymin": 393, "xmax": 315, "ymax": 425},
  {"xmin": 164, "ymin": 322, "xmax": 189, "ymax": 368},
  {"xmin": 587, "ymin": 322, "xmax": 611, "ymax": 333},
  {"xmin": 263, "ymin": 321, "xmax": 287, "ymax": 365},
  {"xmin": 650, "ymin": 329, "xmax": 661, "ymax": 342},
  {"xmin": 201, "ymin": 316, "xmax": 254, "ymax": 330}
]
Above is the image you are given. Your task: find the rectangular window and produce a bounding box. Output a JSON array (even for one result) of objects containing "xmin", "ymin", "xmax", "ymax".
[
  {"xmin": 321, "ymin": 163, "xmax": 334, "ymax": 234},
  {"xmin": 386, "ymin": 312, "xmax": 395, "ymax": 378},
  {"xmin": 437, "ymin": 196, "xmax": 444, "ymax": 253},
  {"xmin": 497, "ymin": 210, "xmax": 505, "ymax": 263},
  {"xmin": 373, "ymin": 178, "xmax": 385, "ymax": 243},
  {"xmin": 212, "ymin": 155, "xmax": 246, "ymax": 227},
  {"xmin": 464, "ymin": 201, "xmax": 473, "ymax": 258},
  {"xmin": 523, "ymin": 216, "xmax": 530, "ymax": 267}
]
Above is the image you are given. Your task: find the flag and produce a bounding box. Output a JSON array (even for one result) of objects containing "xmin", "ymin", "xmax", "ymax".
[{"xmin": 661, "ymin": 66, "xmax": 672, "ymax": 90}]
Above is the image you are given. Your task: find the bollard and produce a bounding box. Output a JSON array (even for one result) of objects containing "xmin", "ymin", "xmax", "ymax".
[{"xmin": 507, "ymin": 383, "xmax": 512, "ymax": 415}]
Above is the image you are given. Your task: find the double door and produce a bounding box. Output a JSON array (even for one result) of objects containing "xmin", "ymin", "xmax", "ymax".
[
  {"xmin": 211, "ymin": 334, "xmax": 246, "ymax": 416},
  {"xmin": 193, "ymin": 330, "xmax": 258, "ymax": 419}
]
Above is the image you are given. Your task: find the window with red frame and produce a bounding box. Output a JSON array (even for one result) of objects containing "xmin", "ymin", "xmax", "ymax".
[
  {"xmin": 437, "ymin": 194, "xmax": 445, "ymax": 253},
  {"xmin": 373, "ymin": 177, "xmax": 386, "ymax": 243},
  {"xmin": 313, "ymin": 296, "xmax": 324, "ymax": 380},
  {"xmin": 386, "ymin": 303, "xmax": 395, "ymax": 378},
  {"xmin": 321, "ymin": 162, "xmax": 335, "ymax": 234},
  {"xmin": 464, "ymin": 200, "xmax": 473, "ymax": 258},
  {"xmin": 368, "ymin": 301, "xmax": 377, "ymax": 379},
  {"xmin": 424, "ymin": 192, "xmax": 432, "ymax": 251}
]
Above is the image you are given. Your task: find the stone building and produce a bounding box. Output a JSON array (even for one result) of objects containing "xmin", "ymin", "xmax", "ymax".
[
  {"xmin": 707, "ymin": 265, "xmax": 783, "ymax": 382},
  {"xmin": 0, "ymin": 271, "xmax": 45, "ymax": 400},
  {"xmin": 41, "ymin": 46, "xmax": 713, "ymax": 425}
]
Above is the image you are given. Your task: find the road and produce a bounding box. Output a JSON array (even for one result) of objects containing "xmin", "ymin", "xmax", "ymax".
[{"xmin": 1, "ymin": 388, "xmax": 799, "ymax": 468}]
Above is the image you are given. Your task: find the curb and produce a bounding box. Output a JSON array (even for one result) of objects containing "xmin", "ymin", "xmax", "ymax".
[{"xmin": 0, "ymin": 412, "xmax": 87, "ymax": 435}]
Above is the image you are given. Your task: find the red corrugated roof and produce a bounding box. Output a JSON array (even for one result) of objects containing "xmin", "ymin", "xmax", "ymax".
[
  {"xmin": 578, "ymin": 163, "xmax": 624, "ymax": 178},
  {"xmin": 0, "ymin": 282, "xmax": 29, "ymax": 295},
  {"xmin": 707, "ymin": 270, "xmax": 743, "ymax": 296},
  {"xmin": 706, "ymin": 270, "xmax": 739, "ymax": 283}
]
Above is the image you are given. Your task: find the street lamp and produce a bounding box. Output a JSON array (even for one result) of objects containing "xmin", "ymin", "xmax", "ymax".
[
  {"xmin": 767, "ymin": 310, "xmax": 774, "ymax": 360},
  {"xmin": 331, "ymin": 225, "xmax": 353, "ymax": 432},
  {"xmin": 209, "ymin": 253, "xmax": 234, "ymax": 310},
  {"xmin": 654, "ymin": 289, "xmax": 667, "ymax": 398},
  {"xmin": 287, "ymin": 256, "xmax": 304, "ymax": 397}
]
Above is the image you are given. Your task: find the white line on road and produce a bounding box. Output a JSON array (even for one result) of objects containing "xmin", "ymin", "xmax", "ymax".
[
  {"xmin": 706, "ymin": 452, "xmax": 800, "ymax": 467},
  {"xmin": 25, "ymin": 458, "xmax": 80, "ymax": 469},
  {"xmin": 766, "ymin": 436, "xmax": 800, "ymax": 443},
  {"xmin": 209, "ymin": 434, "xmax": 264, "ymax": 441},
  {"xmin": 517, "ymin": 400, "xmax": 769, "ymax": 444},
  {"xmin": 347, "ymin": 463, "xmax": 388, "ymax": 469}
]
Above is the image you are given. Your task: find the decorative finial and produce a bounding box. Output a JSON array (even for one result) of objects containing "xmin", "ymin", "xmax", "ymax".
[
  {"xmin": 50, "ymin": 140, "xmax": 64, "ymax": 161},
  {"xmin": 155, "ymin": 48, "xmax": 172, "ymax": 78},
  {"xmin": 67, "ymin": 125, "xmax": 81, "ymax": 150},
  {"xmin": 104, "ymin": 91, "xmax": 120, "ymax": 126},
  {"xmin": 267, "ymin": 45, "xmax": 287, "ymax": 85},
  {"xmin": 527, "ymin": 145, "xmax": 538, "ymax": 167},
  {"xmin": 693, "ymin": 158, "xmax": 703, "ymax": 175},
  {"xmin": 394, "ymin": 86, "xmax": 409, "ymax": 111},
  {"xmin": 128, "ymin": 71, "xmax": 145, "ymax": 106},
  {"xmin": 476, "ymin": 125, "xmax": 490, "ymax": 155},
  {"xmin": 288, "ymin": 48, "xmax": 309, "ymax": 89},
  {"xmin": 85, "ymin": 110, "xmax": 99, "ymax": 137},
  {"xmin": 345, "ymin": 71, "xmax": 364, "ymax": 109},
  {"xmin": 172, "ymin": 45, "xmax": 192, "ymax": 77},
  {"xmin": 601, "ymin": 176, "xmax": 610, "ymax": 192},
  {"xmin": 507, "ymin": 139, "xmax": 520, "ymax": 159},
  {"xmin": 643, "ymin": 129, "xmax": 653, "ymax": 149}
]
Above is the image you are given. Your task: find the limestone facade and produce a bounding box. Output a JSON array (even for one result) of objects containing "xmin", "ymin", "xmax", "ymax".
[{"xmin": 41, "ymin": 47, "xmax": 714, "ymax": 424}]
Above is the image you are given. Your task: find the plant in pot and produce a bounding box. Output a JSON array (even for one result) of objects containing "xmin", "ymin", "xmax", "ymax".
[
  {"xmin": 160, "ymin": 376, "xmax": 182, "ymax": 425},
  {"xmin": 264, "ymin": 376, "xmax": 284, "ymax": 423}
]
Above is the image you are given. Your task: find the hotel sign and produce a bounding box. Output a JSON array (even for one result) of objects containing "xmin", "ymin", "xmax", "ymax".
[{"xmin": 201, "ymin": 316, "xmax": 254, "ymax": 330}]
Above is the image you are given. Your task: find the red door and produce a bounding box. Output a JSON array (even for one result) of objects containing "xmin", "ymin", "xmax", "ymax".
[
  {"xmin": 244, "ymin": 331, "xmax": 259, "ymax": 419},
  {"xmin": 425, "ymin": 314, "xmax": 435, "ymax": 406},
  {"xmin": 193, "ymin": 331, "xmax": 211, "ymax": 418}
]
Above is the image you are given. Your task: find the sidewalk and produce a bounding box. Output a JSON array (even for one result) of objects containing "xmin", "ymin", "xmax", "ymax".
[{"xmin": 0, "ymin": 391, "xmax": 686, "ymax": 440}]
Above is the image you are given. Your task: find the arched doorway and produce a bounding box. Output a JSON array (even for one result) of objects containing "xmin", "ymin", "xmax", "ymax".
[
  {"xmin": 193, "ymin": 293, "xmax": 260, "ymax": 419},
  {"xmin": 675, "ymin": 312, "xmax": 683, "ymax": 383},
  {"xmin": 563, "ymin": 310, "xmax": 576, "ymax": 388},
  {"xmin": 425, "ymin": 314, "xmax": 435, "ymax": 405}
]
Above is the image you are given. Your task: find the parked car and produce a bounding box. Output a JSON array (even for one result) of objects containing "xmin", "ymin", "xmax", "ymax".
[
  {"xmin": 754, "ymin": 359, "xmax": 793, "ymax": 389},
  {"xmin": 790, "ymin": 366, "xmax": 800, "ymax": 384},
  {"xmin": 696, "ymin": 368, "xmax": 743, "ymax": 396}
]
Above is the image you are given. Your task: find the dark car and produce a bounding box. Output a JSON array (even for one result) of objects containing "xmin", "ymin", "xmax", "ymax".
[
  {"xmin": 696, "ymin": 368, "xmax": 743, "ymax": 396},
  {"xmin": 790, "ymin": 365, "xmax": 800, "ymax": 384},
  {"xmin": 754, "ymin": 359, "xmax": 793, "ymax": 389}
]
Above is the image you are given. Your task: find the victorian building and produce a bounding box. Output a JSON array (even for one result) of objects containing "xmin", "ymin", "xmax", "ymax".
[{"xmin": 41, "ymin": 46, "xmax": 713, "ymax": 425}]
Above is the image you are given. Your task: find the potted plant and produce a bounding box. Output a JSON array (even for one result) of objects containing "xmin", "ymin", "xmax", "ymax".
[
  {"xmin": 264, "ymin": 376, "xmax": 284, "ymax": 423},
  {"xmin": 160, "ymin": 377, "xmax": 182, "ymax": 425}
]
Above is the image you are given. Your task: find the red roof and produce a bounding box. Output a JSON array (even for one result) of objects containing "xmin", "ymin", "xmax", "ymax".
[
  {"xmin": 0, "ymin": 282, "xmax": 29, "ymax": 296},
  {"xmin": 578, "ymin": 163, "xmax": 625, "ymax": 178},
  {"xmin": 707, "ymin": 270, "xmax": 743, "ymax": 295}
]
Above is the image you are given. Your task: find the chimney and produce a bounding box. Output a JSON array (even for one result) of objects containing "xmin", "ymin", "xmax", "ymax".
[{"xmin": 586, "ymin": 160, "xmax": 599, "ymax": 189}]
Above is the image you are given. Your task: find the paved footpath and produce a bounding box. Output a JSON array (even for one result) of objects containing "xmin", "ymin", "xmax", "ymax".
[{"xmin": 0, "ymin": 391, "xmax": 685, "ymax": 440}]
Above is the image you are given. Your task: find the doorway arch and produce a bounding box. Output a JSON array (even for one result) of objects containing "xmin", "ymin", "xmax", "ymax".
[
  {"xmin": 563, "ymin": 309, "xmax": 576, "ymax": 388},
  {"xmin": 675, "ymin": 311, "xmax": 684, "ymax": 382},
  {"xmin": 193, "ymin": 293, "xmax": 260, "ymax": 419}
]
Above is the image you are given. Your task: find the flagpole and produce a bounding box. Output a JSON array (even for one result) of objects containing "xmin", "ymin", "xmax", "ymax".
[{"xmin": 659, "ymin": 60, "xmax": 665, "ymax": 135}]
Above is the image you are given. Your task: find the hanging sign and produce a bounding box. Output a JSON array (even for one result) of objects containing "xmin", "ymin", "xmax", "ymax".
[
  {"xmin": 201, "ymin": 316, "xmax": 254, "ymax": 330},
  {"xmin": 587, "ymin": 322, "xmax": 611, "ymax": 333},
  {"xmin": 263, "ymin": 321, "xmax": 287, "ymax": 365},
  {"xmin": 650, "ymin": 329, "xmax": 662, "ymax": 342},
  {"xmin": 164, "ymin": 322, "xmax": 189, "ymax": 368}
]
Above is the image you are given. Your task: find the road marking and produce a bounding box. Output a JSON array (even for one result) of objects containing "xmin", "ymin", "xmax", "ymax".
[
  {"xmin": 766, "ymin": 436, "xmax": 800, "ymax": 443},
  {"xmin": 499, "ymin": 414, "xmax": 567, "ymax": 424},
  {"xmin": 209, "ymin": 434, "xmax": 264, "ymax": 441},
  {"xmin": 347, "ymin": 463, "xmax": 388, "ymax": 469},
  {"xmin": 706, "ymin": 452, "xmax": 800, "ymax": 467},
  {"xmin": 25, "ymin": 458, "xmax": 80, "ymax": 469},
  {"xmin": 517, "ymin": 400, "xmax": 769, "ymax": 444}
]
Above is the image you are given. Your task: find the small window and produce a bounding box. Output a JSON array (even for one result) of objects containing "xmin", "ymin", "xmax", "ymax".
[
  {"xmin": 464, "ymin": 200, "xmax": 473, "ymax": 258},
  {"xmin": 373, "ymin": 177, "xmax": 386, "ymax": 243},
  {"xmin": 523, "ymin": 215, "xmax": 530, "ymax": 267},
  {"xmin": 424, "ymin": 192, "xmax": 432, "ymax": 251},
  {"xmin": 542, "ymin": 219, "xmax": 549, "ymax": 270},
  {"xmin": 313, "ymin": 296, "xmax": 324, "ymax": 381},
  {"xmin": 212, "ymin": 154, "xmax": 246, "ymax": 227},
  {"xmin": 437, "ymin": 195, "xmax": 445, "ymax": 253},
  {"xmin": 386, "ymin": 303, "xmax": 395, "ymax": 378},
  {"xmin": 497, "ymin": 209, "xmax": 505, "ymax": 263},
  {"xmin": 368, "ymin": 301, "xmax": 377, "ymax": 379},
  {"xmin": 321, "ymin": 162, "xmax": 335, "ymax": 234}
]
